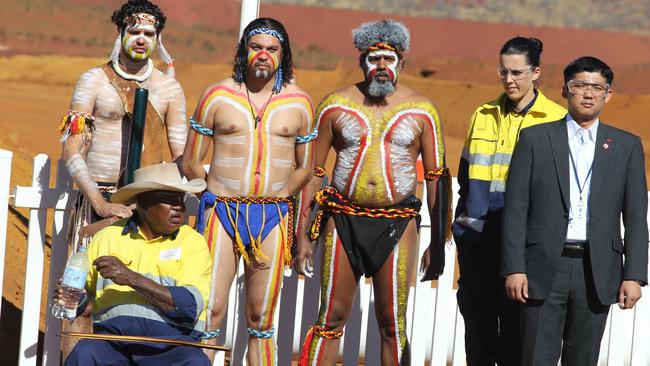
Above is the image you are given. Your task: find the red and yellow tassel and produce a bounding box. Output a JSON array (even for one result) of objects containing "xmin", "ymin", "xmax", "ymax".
[{"xmin": 58, "ymin": 110, "xmax": 95, "ymax": 141}]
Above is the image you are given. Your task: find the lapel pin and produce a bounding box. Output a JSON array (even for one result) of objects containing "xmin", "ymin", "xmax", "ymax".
[{"xmin": 603, "ymin": 137, "xmax": 612, "ymax": 150}]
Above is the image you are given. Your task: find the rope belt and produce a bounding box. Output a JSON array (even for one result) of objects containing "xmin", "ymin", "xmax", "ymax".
[{"xmin": 308, "ymin": 186, "xmax": 419, "ymax": 240}]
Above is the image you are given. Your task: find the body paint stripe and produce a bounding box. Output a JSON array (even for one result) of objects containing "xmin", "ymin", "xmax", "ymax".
[
  {"xmin": 380, "ymin": 111, "xmax": 422, "ymax": 200},
  {"xmin": 391, "ymin": 247, "xmax": 401, "ymax": 363},
  {"xmin": 318, "ymin": 105, "xmax": 371, "ymax": 196}
]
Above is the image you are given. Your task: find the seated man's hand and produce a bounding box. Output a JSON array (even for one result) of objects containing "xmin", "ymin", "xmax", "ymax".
[
  {"xmin": 94, "ymin": 256, "xmax": 135, "ymax": 286},
  {"xmin": 52, "ymin": 278, "xmax": 87, "ymax": 304}
]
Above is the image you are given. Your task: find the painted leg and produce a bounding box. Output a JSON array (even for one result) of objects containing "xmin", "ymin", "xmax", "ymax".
[
  {"xmin": 203, "ymin": 208, "xmax": 239, "ymax": 361},
  {"xmin": 299, "ymin": 220, "xmax": 360, "ymax": 366},
  {"xmin": 372, "ymin": 220, "xmax": 418, "ymax": 365},
  {"xmin": 244, "ymin": 224, "xmax": 286, "ymax": 366}
]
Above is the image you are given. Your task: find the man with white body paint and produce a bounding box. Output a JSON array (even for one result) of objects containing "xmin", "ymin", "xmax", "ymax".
[
  {"xmin": 61, "ymin": 0, "xmax": 187, "ymax": 243},
  {"xmin": 59, "ymin": 0, "xmax": 187, "ymax": 357},
  {"xmin": 182, "ymin": 18, "xmax": 315, "ymax": 365},
  {"xmin": 296, "ymin": 20, "xmax": 452, "ymax": 365}
]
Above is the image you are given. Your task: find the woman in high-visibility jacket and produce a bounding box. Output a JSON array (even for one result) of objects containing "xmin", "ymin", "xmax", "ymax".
[{"xmin": 453, "ymin": 37, "xmax": 567, "ymax": 366}]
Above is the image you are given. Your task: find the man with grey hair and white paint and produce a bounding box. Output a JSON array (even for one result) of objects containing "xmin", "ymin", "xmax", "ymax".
[
  {"xmin": 296, "ymin": 20, "xmax": 452, "ymax": 365},
  {"xmin": 58, "ymin": 0, "xmax": 187, "ymax": 357}
]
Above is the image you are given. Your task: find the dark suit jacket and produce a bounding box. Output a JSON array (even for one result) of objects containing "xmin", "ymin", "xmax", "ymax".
[{"xmin": 501, "ymin": 118, "xmax": 648, "ymax": 305}]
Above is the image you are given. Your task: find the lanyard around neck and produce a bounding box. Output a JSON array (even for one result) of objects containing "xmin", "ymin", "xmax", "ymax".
[{"xmin": 568, "ymin": 138, "xmax": 593, "ymax": 198}]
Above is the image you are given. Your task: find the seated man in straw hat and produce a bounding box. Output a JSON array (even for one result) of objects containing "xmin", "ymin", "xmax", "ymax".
[{"xmin": 60, "ymin": 163, "xmax": 212, "ymax": 366}]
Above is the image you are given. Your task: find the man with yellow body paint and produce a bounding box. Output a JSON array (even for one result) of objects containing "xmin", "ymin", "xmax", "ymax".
[{"xmin": 296, "ymin": 20, "xmax": 452, "ymax": 365}]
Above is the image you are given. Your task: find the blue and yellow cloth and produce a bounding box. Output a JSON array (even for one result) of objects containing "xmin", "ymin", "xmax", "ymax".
[
  {"xmin": 453, "ymin": 90, "xmax": 566, "ymax": 243},
  {"xmin": 197, "ymin": 192, "xmax": 295, "ymax": 265}
]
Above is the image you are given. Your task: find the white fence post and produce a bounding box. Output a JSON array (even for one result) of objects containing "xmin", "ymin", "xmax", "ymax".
[
  {"xmin": 238, "ymin": 0, "xmax": 261, "ymax": 38},
  {"xmin": 18, "ymin": 154, "xmax": 50, "ymax": 366},
  {"xmin": 12, "ymin": 156, "xmax": 78, "ymax": 366},
  {"xmin": 0, "ymin": 148, "xmax": 13, "ymax": 319},
  {"xmin": 42, "ymin": 159, "xmax": 77, "ymax": 366}
]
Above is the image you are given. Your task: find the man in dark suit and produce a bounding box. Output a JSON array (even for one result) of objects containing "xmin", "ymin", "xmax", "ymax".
[{"xmin": 502, "ymin": 56, "xmax": 648, "ymax": 366}]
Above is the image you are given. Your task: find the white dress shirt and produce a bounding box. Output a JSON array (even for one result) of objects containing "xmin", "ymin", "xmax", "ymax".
[{"xmin": 566, "ymin": 115, "xmax": 599, "ymax": 242}]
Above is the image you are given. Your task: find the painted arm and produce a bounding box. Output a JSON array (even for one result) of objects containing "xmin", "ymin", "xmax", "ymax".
[
  {"xmin": 182, "ymin": 87, "xmax": 216, "ymax": 181},
  {"xmin": 293, "ymin": 106, "xmax": 334, "ymax": 277},
  {"xmin": 288, "ymin": 96, "xmax": 315, "ymax": 196},
  {"xmin": 163, "ymin": 79, "xmax": 188, "ymax": 163},
  {"xmin": 61, "ymin": 70, "xmax": 132, "ymax": 219},
  {"xmin": 418, "ymin": 107, "xmax": 452, "ymax": 281}
]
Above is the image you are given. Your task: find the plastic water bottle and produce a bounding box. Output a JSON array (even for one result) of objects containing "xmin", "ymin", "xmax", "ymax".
[{"xmin": 52, "ymin": 246, "xmax": 90, "ymax": 320}]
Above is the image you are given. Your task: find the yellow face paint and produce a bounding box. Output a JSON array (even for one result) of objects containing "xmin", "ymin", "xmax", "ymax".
[
  {"xmin": 122, "ymin": 23, "xmax": 157, "ymax": 61},
  {"xmin": 247, "ymin": 49, "xmax": 278, "ymax": 73}
]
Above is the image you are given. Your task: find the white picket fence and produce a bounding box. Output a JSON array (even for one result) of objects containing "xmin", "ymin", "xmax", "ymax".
[{"xmin": 2, "ymin": 149, "xmax": 650, "ymax": 366}]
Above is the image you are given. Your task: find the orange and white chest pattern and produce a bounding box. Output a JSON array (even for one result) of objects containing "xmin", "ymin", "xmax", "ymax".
[{"xmin": 191, "ymin": 86, "xmax": 313, "ymax": 195}]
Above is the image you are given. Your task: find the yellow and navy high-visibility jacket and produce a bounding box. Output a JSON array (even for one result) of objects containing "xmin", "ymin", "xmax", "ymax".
[
  {"xmin": 84, "ymin": 220, "xmax": 212, "ymax": 338},
  {"xmin": 453, "ymin": 90, "xmax": 566, "ymax": 243}
]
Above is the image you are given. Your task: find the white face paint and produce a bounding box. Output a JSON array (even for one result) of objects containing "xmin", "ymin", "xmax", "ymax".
[
  {"xmin": 122, "ymin": 23, "xmax": 157, "ymax": 60},
  {"xmin": 255, "ymin": 69, "xmax": 270, "ymax": 79},
  {"xmin": 365, "ymin": 50, "xmax": 399, "ymax": 83}
]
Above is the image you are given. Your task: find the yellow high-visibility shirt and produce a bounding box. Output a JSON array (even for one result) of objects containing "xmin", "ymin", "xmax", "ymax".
[{"xmin": 85, "ymin": 221, "xmax": 212, "ymax": 332}]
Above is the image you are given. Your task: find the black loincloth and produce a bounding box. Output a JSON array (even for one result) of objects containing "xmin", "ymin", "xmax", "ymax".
[{"xmin": 323, "ymin": 195, "xmax": 421, "ymax": 277}]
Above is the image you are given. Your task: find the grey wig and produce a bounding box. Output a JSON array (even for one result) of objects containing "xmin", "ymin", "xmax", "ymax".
[{"xmin": 351, "ymin": 20, "xmax": 410, "ymax": 53}]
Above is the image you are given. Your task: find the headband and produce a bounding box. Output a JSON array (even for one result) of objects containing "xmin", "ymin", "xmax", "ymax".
[{"xmin": 247, "ymin": 27, "xmax": 285, "ymax": 42}]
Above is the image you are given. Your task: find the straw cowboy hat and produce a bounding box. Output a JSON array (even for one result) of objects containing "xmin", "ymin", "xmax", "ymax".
[{"xmin": 111, "ymin": 163, "xmax": 206, "ymax": 204}]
